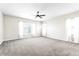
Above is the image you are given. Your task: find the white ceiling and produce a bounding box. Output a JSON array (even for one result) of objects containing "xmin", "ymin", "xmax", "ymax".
[{"xmin": 0, "ymin": 3, "xmax": 79, "ymax": 21}]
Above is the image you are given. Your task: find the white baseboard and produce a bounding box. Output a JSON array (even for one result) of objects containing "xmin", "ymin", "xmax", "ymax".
[
  {"xmin": 4, "ymin": 36, "xmax": 41, "ymax": 42},
  {"xmin": 4, "ymin": 38, "xmax": 19, "ymax": 41}
]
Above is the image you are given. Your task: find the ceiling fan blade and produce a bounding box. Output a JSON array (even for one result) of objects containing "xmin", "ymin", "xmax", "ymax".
[
  {"xmin": 39, "ymin": 15, "xmax": 43, "ymax": 18},
  {"xmin": 40, "ymin": 14, "xmax": 45, "ymax": 16}
]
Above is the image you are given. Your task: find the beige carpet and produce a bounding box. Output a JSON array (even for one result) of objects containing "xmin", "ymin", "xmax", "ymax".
[{"xmin": 0, "ymin": 37, "xmax": 79, "ymax": 56}]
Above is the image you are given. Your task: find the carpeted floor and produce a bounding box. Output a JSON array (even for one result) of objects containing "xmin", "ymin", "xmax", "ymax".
[{"xmin": 0, "ymin": 37, "xmax": 79, "ymax": 56}]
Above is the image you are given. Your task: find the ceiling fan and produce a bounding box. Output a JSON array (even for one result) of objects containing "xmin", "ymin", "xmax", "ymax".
[{"xmin": 35, "ymin": 11, "xmax": 46, "ymax": 19}]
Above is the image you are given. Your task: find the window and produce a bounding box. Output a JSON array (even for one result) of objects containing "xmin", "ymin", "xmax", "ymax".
[{"xmin": 66, "ymin": 17, "xmax": 79, "ymax": 43}]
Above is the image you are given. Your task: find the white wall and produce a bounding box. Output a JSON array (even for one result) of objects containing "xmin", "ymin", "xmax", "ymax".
[
  {"xmin": 0, "ymin": 11, "xmax": 4, "ymax": 44},
  {"xmin": 42, "ymin": 21, "xmax": 47, "ymax": 36},
  {"xmin": 4, "ymin": 15, "xmax": 42, "ymax": 41},
  {"xmin": 4, "ymin": 16, "xmax": 19, "ymax": 41},
  {"xmin": 46, "ymin": 17, "xmax": 66, "ymax": 41},
  {"xmin": 46, "ymin": 11, "xmax": 79, "ymax": 42}
]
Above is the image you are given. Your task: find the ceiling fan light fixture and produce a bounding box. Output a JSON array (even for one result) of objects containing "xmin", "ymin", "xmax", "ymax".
[{"xmin": 35, "ymin": 11, "xmax": 46, "ymax": 19}]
